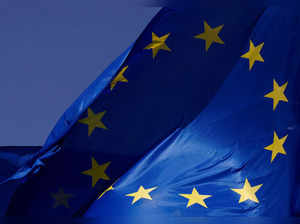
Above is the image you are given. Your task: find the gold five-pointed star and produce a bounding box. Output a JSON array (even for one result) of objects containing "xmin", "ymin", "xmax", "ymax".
[
  {"xmin": 79, "ymin": 108, "xmax": 108, "ymax": 136},
  {"xmin": 264, "ymin": 131, "xmax": 288, "ymax": 163},
  {"xmin": 144, "ymin": 32, "xmax": 171, "ymax": 58},
  {"xmin": 81, "ymin": 157, "xmax": 111, "ymax": 187},
  {"xmin": 51, "ymin": 188, "xmax": 73, "ymax": 208},
  {"xmin": 241, "ymin": 40, "xmax": 264, "ymax": 70},
  {"xmin": 179, "ymin": 187, "xmax": 211, "ymax": 208},
  {"xmin": 98, "ymin": 185, "xmax": 114, "ymax": 200},
  {"xmin": 126, "ymin": 185, "xmax": 157, "ymax": 204},
  {"xmin": 110, "ymin": 66, "xmax": 129, "ymax": 91},
  {"xmin": 231, "ymin": 178, "xmax": 262, "ymax": 203},
  {"xmin": 264, "ymin": 79, "xmax": 288, "ymax": 111},
  {"xmin": 194, "ymin": 21, "xmax": 224, "ymax": 51}
]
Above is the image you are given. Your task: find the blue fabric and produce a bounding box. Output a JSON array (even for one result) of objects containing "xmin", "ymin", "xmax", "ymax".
[
  {"xmin": 0, "ymin": 146, "xmax": 41, "ymax": 215},
  {"xmin": 5, "ymin": 0, "xmax": 300, "ymax": 219},
  {"xmin": 85, "ymin": 2, "xmax": 300, "ymax": 219},
  {"xmin": 5, "ymin": 44, "xmax": 133, "ymax": 184},
  {"xmin": 4, "ymin": 44, "xmax": 133, "ymax": 216},
  {"xmin": 5, "ymin": 45, "xmax": 134, "ymax": 216}
]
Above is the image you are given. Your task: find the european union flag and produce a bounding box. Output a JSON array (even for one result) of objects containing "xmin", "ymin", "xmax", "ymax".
[
  {"xmin": 85, "ymin": 0, "xmax": 300, "ymax": 220},
  {"xmin": 4, "ymin": 0, "xmax": 300, "ymax": 221}
]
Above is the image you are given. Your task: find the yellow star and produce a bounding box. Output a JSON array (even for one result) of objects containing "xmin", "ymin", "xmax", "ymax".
[
  {"xmin": 241, "ymin": 40, "xmax": 264, "ymax": 70},
  {"xmin": 194, "ymin": 21, "xmax": 224, "ymax": 51},
  {"xmin": 179, "ymin": 187, "xmax": 211, "ymax": 208},
  {"xmin": 51, "ymin": 188, "xmax": 73, "ymax": 208},
  {"xmin": 98, "ymin": 185, "xmax": 114, "ymax": 200},
  {"xmin": 110, "ymin": 66, "xmax": 128, "ymax": 91},
  {"xmin": 81, "ymin": 157, "xmax": 111, "ymax": 187},
  {"xmin": 231, "ymin": 178, "xmax": 262, "ymax": 203},
  {"xmin": 144, "ymin": 32, "xmax": 171, "ymax": 58},
  {"xmin": 264, "ymin": 131, "xmax": 288, "ymax": 163},
  {"xmin": 78, "ymin": 108, "xmax": 108, "ymax": 136},
  {"xmin": 126, "ymin": 185, "xmax": 157, "ymax": 204},
  {"xmin": 264, "ymin": 79, "xmax": 288, "ymax": 111}
]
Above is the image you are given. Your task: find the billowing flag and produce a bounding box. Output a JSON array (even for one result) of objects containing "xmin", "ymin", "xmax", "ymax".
[
  {"xmin": 4, "ymin": 0, "xmax": 300, "ymax": 220},
  {"xmin": 85, "ymin": 0, "xmax": 300, "ymax": 220}
]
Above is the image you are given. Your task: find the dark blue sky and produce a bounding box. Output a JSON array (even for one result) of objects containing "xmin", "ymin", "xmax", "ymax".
[{"xmin": 0, "ymin": 0, "xmax": 159, "ymax": 146}]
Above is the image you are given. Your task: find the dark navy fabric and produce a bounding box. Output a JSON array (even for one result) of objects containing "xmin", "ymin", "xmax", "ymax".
[{"xmin": 0, "ymin": 146, "xmax": 41, "ymax": 215}]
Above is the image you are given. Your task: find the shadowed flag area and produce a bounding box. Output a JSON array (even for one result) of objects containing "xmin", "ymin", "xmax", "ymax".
[
  {"xmin": 3, "ymin": 0, "xmax": 300, "ymax": 221},
  {"xmin": 0, "ymin": 146, "xmax": 41, "ymax": 215}
]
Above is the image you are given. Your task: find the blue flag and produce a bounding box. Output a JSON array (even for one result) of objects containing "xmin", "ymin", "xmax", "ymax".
[
  {"xmin": 5, "ymin": 0, "xmax": 300, "ymax": 220},
  {"xmin": 84, "ymin": 1, "xmax": 300, "ymax": 220}
]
